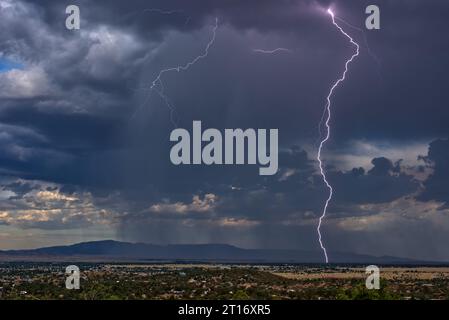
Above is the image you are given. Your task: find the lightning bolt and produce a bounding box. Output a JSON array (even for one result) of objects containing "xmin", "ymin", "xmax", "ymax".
[
  {"xmin": 334, "ymin": 16, "xmax": 382, "ymax": 79},
  {"xmin": 132, "ymin": 17, "xmax": 218, "ymax": 128},
  {"xmin": 253, "ymin": 48, "xmax": 292, "ymax": 54},
  {"xmin": 316, "ymin": 9, "xmax": 360, "ymax": 263}
]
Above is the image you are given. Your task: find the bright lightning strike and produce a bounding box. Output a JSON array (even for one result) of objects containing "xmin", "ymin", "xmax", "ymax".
[
  {"xmin": 334, "ymin": 16, "xmax": 382, "ymax": 78},
  {"xmin": 253, "ymin": 48, "xmax": 292, "ymax": 54},
  {"xmin": 316, "ymin": 9, "xmax": 360, "ymax": 263},
  {"xmin": 133, "ymin": 17, "xmax": 218, "ymax": 128}
]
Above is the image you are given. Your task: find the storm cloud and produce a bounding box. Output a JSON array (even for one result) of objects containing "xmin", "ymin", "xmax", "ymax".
[{"xmin": 0, "ymin": 0, "xmax": 448, "ymax": 260}]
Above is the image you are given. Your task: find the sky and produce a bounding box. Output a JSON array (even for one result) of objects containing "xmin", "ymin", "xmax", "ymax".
[{"xmin": 0, "ymin": 0, "xmax": 448, "ymax": 261}]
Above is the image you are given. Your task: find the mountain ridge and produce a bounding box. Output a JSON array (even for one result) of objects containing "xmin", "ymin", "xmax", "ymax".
[{"xmin": 0, "ymin": 240, "xmax": 439, "ymax": 264}]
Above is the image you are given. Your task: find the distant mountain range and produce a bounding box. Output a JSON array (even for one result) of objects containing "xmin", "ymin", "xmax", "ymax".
[{"xmin": 0, "ymin": 240, "xmax": 438, "ymax": 264}]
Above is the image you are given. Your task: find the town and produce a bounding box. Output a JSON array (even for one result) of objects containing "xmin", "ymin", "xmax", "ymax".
[{"xmin": 1, "ymin": 263, "xmax": 449, "ymax": 300}]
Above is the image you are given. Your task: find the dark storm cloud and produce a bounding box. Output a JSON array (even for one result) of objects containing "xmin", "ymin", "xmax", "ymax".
[
  {"xmin": 2, "ymin": 106, "xmax": 124, "ymax": 150},
  {"xmin": 327, "ymin": 0, "xmax": 449, "ymax": 142},
  {"xmin": 2, "ymin": 0, "xmax": 446, "ymax": 193},
  {"xmin": 279, "ymin": 146, "xmax": 315, "ymax": 170},
  {"xmin": 24, "ymin": 0, "xmax": 332, "ymax": 33},
  {"xmin": 2, "ymin": 180, "xmax": 38, "ymax": 199},
  {"xmin": 368, "ymin": 157, "xmax": 400, "ymax": 176},
  {"xmin": 115, "ymin": 147, "xmax": 420, "ymax": 228},
  {"xmin": 418, "ymin": 139, "xmax": 449, "ymax": 204},
  {"xmin": 212, "ymin": 151, "xmax": 420, "ymax": 222},
  {"xmin": 1, "ymin": 0, "xmax": 449, "ymax": 259},
  {"xmin": 329, "ymin": 159, "xmax": 419, "ymax": 206}
]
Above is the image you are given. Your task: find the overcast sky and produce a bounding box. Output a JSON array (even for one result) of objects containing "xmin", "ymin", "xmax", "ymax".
[{"xmin": 0, "ymin": 0, "xmax": 448, "ymax": 261}]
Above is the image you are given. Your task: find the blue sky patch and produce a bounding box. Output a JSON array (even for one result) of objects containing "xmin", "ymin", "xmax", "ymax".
[{"xmin": 0, "ymin": 58, "xmax": 23, "ymax": 73}]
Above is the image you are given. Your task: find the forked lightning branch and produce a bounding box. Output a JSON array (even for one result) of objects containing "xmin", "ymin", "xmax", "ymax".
[{"xmin": 316, "ymin": 9, "xmax": 360, "ymax": 263}]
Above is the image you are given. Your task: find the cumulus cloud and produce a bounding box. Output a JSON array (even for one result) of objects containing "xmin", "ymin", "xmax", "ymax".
[
  {"xmin": 0, "ymin": 179, "xmax": 121, "ymax": 230},
  {"xmin": 149, "ymin": 194, "xmax": 217, "ymax": 215},
  {"xmin": 0, "ymin": 66, "xmax": 51, "ymax": 98}
]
